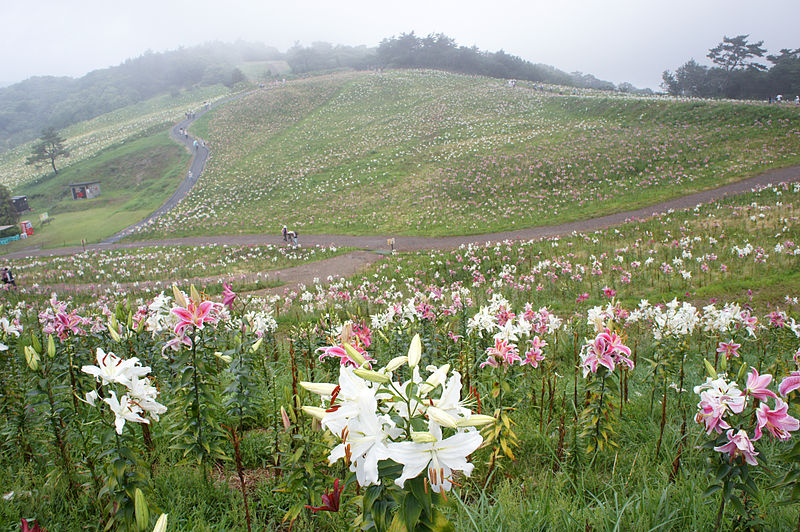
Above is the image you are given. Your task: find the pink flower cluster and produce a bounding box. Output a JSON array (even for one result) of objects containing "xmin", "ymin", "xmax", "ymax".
[
  {"xmin": 480, "ymin": 336, "xmax": 547, "ymax": 369},
  {"xmin": 579, "ymin": 328, "xmax": 633, "ymax": 377},
  {"xmin": 39, "ymin": 293, "xmax": 93, "ymax": 340},
  {"xmin": 695, "ymin": 368, "xmax": 800, "ymax": 466}
]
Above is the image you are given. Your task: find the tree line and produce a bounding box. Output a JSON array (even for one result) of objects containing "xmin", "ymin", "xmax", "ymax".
[
  {"xmin": 662, "ymin": 35, "xmax": 800, "ymax": 100},
  {"xmin": 286, "ymin": 33, "xmax": 640, "ymax": 94}
]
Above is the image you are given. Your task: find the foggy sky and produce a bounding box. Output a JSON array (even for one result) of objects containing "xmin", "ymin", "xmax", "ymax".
[{"xmin": 3, "ymin": 0, "xmax": 799, "ymax": 90}]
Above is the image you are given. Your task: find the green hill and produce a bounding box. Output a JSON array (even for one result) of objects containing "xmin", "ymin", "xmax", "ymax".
[{"xmin": 127, "ymin": 70, "xmax": 800, "ymax": 239}]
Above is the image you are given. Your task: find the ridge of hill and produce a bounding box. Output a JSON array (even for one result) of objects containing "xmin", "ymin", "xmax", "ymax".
[{"xmin": 1, "ymin": 35, "xmax": 633, "ymax": 155}]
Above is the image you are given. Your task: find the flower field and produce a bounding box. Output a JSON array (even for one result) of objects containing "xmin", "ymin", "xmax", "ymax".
[
  {"xmin": 10, "ymin": 242, "xmax": 349, "ymax": 293},
  {"xmin": 1, "ymin": 178, "xmax": 799, "ymax": 530},
  {"xmin": 130, "ymin": 70, "xmax": 800, "ymax": 239}
]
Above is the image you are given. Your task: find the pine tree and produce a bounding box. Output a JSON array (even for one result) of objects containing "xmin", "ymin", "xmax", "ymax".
[{"xmin": 26, "ymin": 128, "xmax": 70, "ymax": 174}]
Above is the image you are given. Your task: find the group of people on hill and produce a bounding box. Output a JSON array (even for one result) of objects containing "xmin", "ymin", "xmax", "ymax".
[
  {"xmin": 769, "ymin": 94, "xmax": 800, "ymax": 105},
  {"xmin": 282, "ymin": 225, "xmax": 299, "ymax": 247}
]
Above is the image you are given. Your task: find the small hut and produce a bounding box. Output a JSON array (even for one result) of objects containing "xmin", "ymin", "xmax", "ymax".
[{"xmin": 67, "ymin": 181, "xmax": 101, "ymax": 200}]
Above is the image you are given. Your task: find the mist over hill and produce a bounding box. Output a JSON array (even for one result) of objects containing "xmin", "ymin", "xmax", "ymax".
[
  {"xmin": 0, "ymin": 35, "xmax": 638, "ymax": 154},
  {"xmin": 0, "ymin": 41, "xmax": 280, "ymax": 153}
]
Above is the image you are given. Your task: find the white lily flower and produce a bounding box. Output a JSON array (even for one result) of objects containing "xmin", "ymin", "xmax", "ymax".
[
  {"xmin": 388, "ymin": 424, "xmax": 483, "ymax": 492},
  {"xmin": 103, "ymin": 391, "xmax": 148, "ymax": 434}
]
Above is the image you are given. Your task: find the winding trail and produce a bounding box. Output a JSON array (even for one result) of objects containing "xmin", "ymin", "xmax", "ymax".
[{"xmin": 103, "ymin": 89, "xmax": 258, "ymax": 243}]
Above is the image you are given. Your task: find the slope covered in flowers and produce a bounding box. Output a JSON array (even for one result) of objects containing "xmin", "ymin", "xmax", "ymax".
[{"xmin": 131, "ymin": 70, "xmax": 800, "ymax": 239}]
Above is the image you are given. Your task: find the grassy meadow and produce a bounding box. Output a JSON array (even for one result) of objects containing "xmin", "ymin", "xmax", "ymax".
[{"xmin": 127, "ymin": 70, "xmax": 800, "ymax": 239}]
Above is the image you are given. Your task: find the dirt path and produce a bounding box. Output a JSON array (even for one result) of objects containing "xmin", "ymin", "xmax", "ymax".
[
  {"xmin": 8, "ymin": 163, "xmax": 800, "ymax": 258},
  {"xmin": 6, "ymin": 163, "xmax": 800, "ymax": 296}
]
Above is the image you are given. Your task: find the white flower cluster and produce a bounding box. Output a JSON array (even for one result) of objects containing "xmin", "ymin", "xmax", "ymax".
[
  {"xmin": 144, "ymin": 292, "xmax": 179, "ymax": 336},
  {"xmin": 628, "ymin": 299, "xmax": 699, "ymax": 340},
  {"xmin": 700, "ymin": 302, "xmax": 759, "ymax": 337},
  {"xmin": 243, "ymin": 309, "xmax": 278, "ymax": 337},
  {"xmin": 82, "ymin": 348, "xmax": 166, "ymax": 434},
  {"xmin": 302, "ymin": 336, "xmax": 489, "ymax": 492}
]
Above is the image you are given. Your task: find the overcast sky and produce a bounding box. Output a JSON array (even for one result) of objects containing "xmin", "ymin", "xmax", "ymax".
[{"xmin": 3, "ymin": 0, "xmax": 799, "ymax": 90}]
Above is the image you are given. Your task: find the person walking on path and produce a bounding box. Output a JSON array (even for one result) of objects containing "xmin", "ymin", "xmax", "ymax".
[
  {"xmin": 282, "ymin": 225, "xmax": 288, "ymax": 242},
  {"xmin": 292, "ymin": 230, "xmax": 299, "ymax": 247}
]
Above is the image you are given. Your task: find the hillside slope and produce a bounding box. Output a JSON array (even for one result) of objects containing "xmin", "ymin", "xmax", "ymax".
[{"xmin": 129, "ymin": 70, "xmax": 800, "ymax": 239}]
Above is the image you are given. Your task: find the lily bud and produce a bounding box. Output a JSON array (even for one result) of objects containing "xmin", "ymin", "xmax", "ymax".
[
  {"xmin": 353, "ymin": 368, "xmax": 390, "ymax": 384},
  {"xmin": 214, "ymin": 352, "xmax": 232, "ymax": 363},
  {"xmin": 280, "ymin": 406, "xmax": 292, "ymax": 430},
  {"xmin": 152, "ymin": 514, "xmax": 168, "ymax": 532},
  {"xmin": 457, "ymin": 414, "xmax": 497, "ymax": 428},
  {"xmin": 426, "ymin": 406, "xmax": 458, "ymax": 429},
  {"xmin": 134, "ymin": 488, "xmax": 149, "ymax": 532},
  {"xmin": 343, "ymin": 343, "xmax": 366, "ymax": 366},
  {"xmin": 408, "ymin": 334, "xmax": 422, "ymax": 368},
  {"xmin": 250, "ymin": 337, "xmax": 263, "ymax": 353},
  {"xmin": 108, "ymin": 324, "xmax": 121, "ymax": 343},
  {"xmin": 301, "ymin": 406, "xmax": 327, "ymax": 421},
  {"xmin": 46, "ymin": 334, "xmax": 55, "ymax": 358},
  {"xmin": 300, "ymin": 381, "xmax": 337, "ymax": 396},
  {"xmin": 190, "ymin": 284, "xmax": 202, "ymax": 305},
  {"xmin": 24, "ymin": 345, "xmax": 40, "ymax": 372},
  {"xmin": 385, "ymin": 355, "xmax": 408, "ymax": 372},
  {"xmin": 411, "ymin": 431, "xmax": 437, "ymax": 443},
  {"xmin": 340, "ymin": 321, "xmax": 353, "ymax": 345},
  {"xmin": 172, "ymin": 284, "xmax": 187, "ymax": 307}
]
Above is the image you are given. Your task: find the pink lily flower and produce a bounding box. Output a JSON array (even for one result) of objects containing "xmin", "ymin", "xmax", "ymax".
[
  {"xmin": 754, "ymin": 398, "xmax": 800, "ymax": 441},
  {"xmin": 715, "ymin": 340, "xmax": 741, "ymax": 360},
  {"xmin": 480, "ymin": 338, "xmax": 520, "ymax": 368},
  {"xmin": 521, "ymin": 336, "xmax": 547, "ymax": 368},
  {"xmin": 172, "ymin": 299, "xmax": 216, "ymax": 336},
  {"xmin": 695, "ymin": 391, "xmax": 732, "ymax": 434},
  {"xmin": 745, "ymin": 368, "xmax": 778, "ymax": 401},
  {"xmin": 317, "ymin": 344, "xmax": 373, "ymax": 368},
  {"xmin": 222, "ymin": 282, "xmax": 236, "ymax": 309},
  {"xmin": 713, "ymin": 429, "xmax": 759, "ymax": 465},
  {"xmin": 779, "ymin": 371, "xmax": 800, "ymax": 396}
]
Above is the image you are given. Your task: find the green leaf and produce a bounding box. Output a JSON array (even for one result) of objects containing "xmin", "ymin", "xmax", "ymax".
[
  {"xmin": 409, "ymin": 477, "xmax": 432, "ymax": 517},
  {"xmin": 402, "ymin": 494, "xmax": 423, "ymax": 532},
  {"xmin": 703, "ymin": 484, "xmax": 722, "ymax": 498}
]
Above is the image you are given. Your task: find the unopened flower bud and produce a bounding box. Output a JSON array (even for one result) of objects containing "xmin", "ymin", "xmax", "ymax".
[
  {"xmin": 411, "ymin": 431, "xmax": 437, "ymax": 443},
  {"xmin": 353, "ymin": 368, "xmax": 390, "ymax": 383},
  {"xmin": 426, "ymin": 406, "xmax": 458, "ymax": 429},
  {"xmin": 300, "ymin": 381, "xmax": 337, "ymax": 396},
  {"xmin": 46, "ymin": 334, "xmax": 55, "ymax": 358},
  {"xmin": 385, "ymin": 355, "xmax": 408, "ymax": 372},
  {"xmin": 408, "ymin": 334, "xmax": 422, "ymax": 368},
  {"xmin": 457, "ymin": 414, "xmax": 497, "ymax": 428},
  {"xmin": 302, "ymin": 406, "xmax": 327, "ymax": 420}
]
